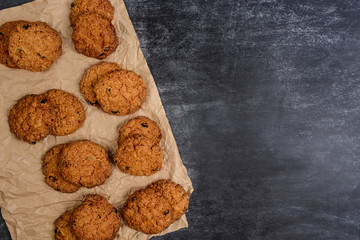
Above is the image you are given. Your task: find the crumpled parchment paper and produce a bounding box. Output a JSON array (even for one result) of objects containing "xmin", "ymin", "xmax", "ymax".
[{"xmin": 0, "ymin": 0, "xmax": 193, "ymax": 239}]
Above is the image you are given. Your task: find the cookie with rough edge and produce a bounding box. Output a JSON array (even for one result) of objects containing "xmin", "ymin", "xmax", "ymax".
[
  {"xmin": 122, "ymin": 188, "xmax": 175, "ymax": 234},
  {"xmin": 8, "ymin": 94, "xmax": 55, "ymax": 144},
  {"xmin": 0, "ymin": 20, "xmax": 28, "ymax": 68},
  {"xmin": 114, "ymin": 135, "xmax": 163, "ymax": 176},
  {"xmin": 8, "ymin": 21, "xmax": 62, "ymax": 72},
  {"xmin": 58, "ymin": 140, "xmax": 112, "ymax": 188},
  {"xmin": 80, "ymin": 61, "xmax": 122, "ymax": 106},
  {"xmin": 72, "ymin": 12, "xmax": 118, "ymax": 59},
  {"xmin": 71, "ymin": 194, "xmax": 121, "ymax": 240},
  {"xmin": 149, "ymin": 179, "xmax": 189, "ymax": 221},
  {"xmin": 54, "ymin": 209, "xmax": 77, "ymax": 240},
  {"xmin": 70, "ymin": 0, "xmax": 114, "ymax": 27},
  {"xmin": 118, "ymin": 116, "xmax": 162, "ymax": 145},
  {"xmin": 94, "ymin": 70, "xmax": 147, "ymax": 116},
  {"xmin": 42, "ymin": 144, "xmax": 81, "ymax": 193},
  {"xmin": 45, "ymin": 89, "xmax": 86, "ymax": 136}
]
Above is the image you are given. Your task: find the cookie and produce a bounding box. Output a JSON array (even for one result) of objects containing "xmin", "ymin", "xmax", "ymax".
[
  {"xmin": 114, "ymin": 135, "xmax": 163, "ymax": 176},
  {"xmin": 45, "ymin": 89, "xmax": 86, "ymax": 136},
  {"xmin": 94, "ymin": 70, "xmax": 147, "ymax": 115},
  {"xmin": 54, "ymin": 209, "xmax": 77, "ymax": 240},
  {"xmin": 80, "ymin": 61, "xmax": 122, "ymax": 106},
  {"xmin": 71, "ymin": 194, "xmax": 121, "ymax": 240},
  {"xmin": 8, "ymin": 94, "xmax": 55, "ymax": 144},
  {"xmin": 70, "ymin": 0, "xmax": 114, "ymax": 27},
  {"xmin": 72, "ymin": 12, "xmax": 118, "ymax": 59},
  {"xmin": 122, "ymin": 188, "xmax": 175, "ymax": 234},
  {"xmin": 118, "ymin": 116, "xmax": 162, "ymax": 145},
  {"xmin": 149, "ymin": 179, "xmax": 189, "ymax": 221},
  {"xmin": 8, "ymin": 21, "xmax": 62, "ymax": 72},
  {"xmin": 58, "ymin": 140, "xmax": 112, "ymax": 188},
  {"xmin": 0, "ymin": 20, "xmax": 27, "ymax": 68},
  {"xmin": 42, "ymin": 144, "xmax": 81, "ymax": 193}
]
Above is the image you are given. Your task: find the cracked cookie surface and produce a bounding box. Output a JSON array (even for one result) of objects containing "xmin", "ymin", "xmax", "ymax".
[
  {"xmin": 8, "ymin": 94, "xmax": 55, "ymax": 144},
  {"xmin": 8, "ymin": 21, "xmax": 62, "ymax": 72},
  {"xmin": 71, "ymin": 194, "xmax": 121, "ymax": 240},
  {"xmin": 42, "ymin": 143, "xmax": 81, "ymax": 193},
  {"xmin": 45, "ymin": 89, "xmax": 86, "ymax": 136},
  {"xmin": 94, "ymin": 70, "xmax": 147, "ymax": 115},
  {"xmin": 58, "ymin": 140, "xmax": 112, "ymax": 188},
  {"xmin": 80, "ymin": 61, "xmax": 122, "ymax": 106}
]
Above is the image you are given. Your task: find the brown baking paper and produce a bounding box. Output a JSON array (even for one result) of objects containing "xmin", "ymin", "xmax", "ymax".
[{"xmin": 0, "ymin": 0, "xmax": 193, "ymax": 239}]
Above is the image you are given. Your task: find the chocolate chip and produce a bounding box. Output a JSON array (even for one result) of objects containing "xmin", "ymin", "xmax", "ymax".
[
  {"xmin": 0, "ymin": 32, "xmax": 3, "ymax": 36},
  {"xmin": 49, "ymin": 176, "xmax": 57, "ymax": 182},
  {"xmin": 125, "ymin": 166, "xmax": 130, "ymax": 170},
  {"xmin": 112, "ymin": 111, "xmax": 119, "ymax": 114},
  {"xmin": 164, "ymin": 210, "xmax": 169, "ymax": 215},
  {"xmin": 140, "ymin": 123, "xmax": 148, "ymax": 128},
  {"xmin": 104, "ymin": 47, "xmax": 110, "ymax": 52},
  {"xmin": 54, "ymin": 229, "xmax": 58, "ymax": 234},
  {"xmin": 31, "ymin": 141, "xmax": 37, "ymax": 144},
  {"xmin": 90, "ymin": 100, "xmax": 98, "ymax": 106},
  {"xmin": 99, "ymin": 53, "xmax": 105, "ymax": 57},
  {"xmin": 151, "ymin": 167, "xmax": 158, "ymax": 172},
  {"xmin": 107, "ymin": 88, "xmax": 111, "ymax": 92},
  {"xmin": 114, "ymin": 208, "xmax": 118, "ymax": 213},
  {"xmin": 37, "ymin": 53, "xmax": 46, "ymax": 58},
  {"xmin": 131, "ymin": 197, "xmax": 135, "ymax": 202},
  {"xmin": 40, "ymin": 98, "xmax": 47, "ymax": 104},
  {"xmin": 71, "ymin": 2, "xmax": 75, "ymax": 7},
  {"xmin": 98, "ymin": 214, "xmax": 102, "ymax": 219},
  {"xmin": 23, "ymin": 24, "xmax": 29, "ymax": 29}
]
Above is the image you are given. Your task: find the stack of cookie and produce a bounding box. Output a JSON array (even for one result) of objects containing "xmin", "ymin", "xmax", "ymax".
[
  {"xmin": 0, "ymin": 20, "xmax": 62, "ymax": 71},
  {"xmin": 80, "ymin": 61, "xmax": 147, "ymax": 115},
  {"xmin": 42, "ymin": 140, "xmax": 112, "ymax": 193},
  {"xmin": 8, "ymin": 89, "xmax": 85, "ymax": 144},
  {"xmin": 70, "ymin": 0, "xmax": 118, "ymax": 59},
  {"xmin": 114, "ymin": 116, "xmax": 163, "ymax": 176},
  {"xmin": 122, "ymin": 179, "xmax": 189, "ymax": 234},
  {"xmin": 55, "ymin": 194, "xmax": 121, "ymax": 240}
]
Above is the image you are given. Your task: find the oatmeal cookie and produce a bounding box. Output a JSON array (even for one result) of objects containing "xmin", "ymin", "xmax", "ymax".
[
  {"xmin": 58, "ymin": 140, "xmax": 112, "ymax": 188},
  {"xmin": 118, "ymin": 116, "xmax": 162, "ymax": 145},
  {"xmin": 72, "ymin": 12, "xmax": 118, "ymax": 59},
  {"xmin": 42, "ymin": 143, "xmax": 81, "ymax": 193},
  {"xmin": 71, "ymin": 194, "xmax": 121, "ymax": 240},
  {"xmin": 80, "ymin": 61, "xmax": 122, "ymax": 106},
  {"xmin": 122, "ymin": 188, "xmax": 175, "ymax": 234},
  {"xmin": 8, "ymin": 94, "xmax": 55, "ymax": 144},
  {"xmin": 54, "ymin": 209, "xmax": 77, "ymax": 240},
  {"xmin": 70, "ymin": 0, "xmax": 114, "ymax": 27},
  {"xmin": 45, "ymin": 89, "xmax": 86, "ymax": 136},
  {"xmin": 94, "ymin": 70, "xmax": 147, "ymax": 115},
  {"xmin": 114, "ymin": 135, "xmax": 163, "ymax": 176},
  {"xmin": 8, "ymin": 21, "xmax": 62, "ymax": 72}
]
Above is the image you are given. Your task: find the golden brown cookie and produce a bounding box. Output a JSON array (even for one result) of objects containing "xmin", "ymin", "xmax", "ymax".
[
  {"xmin": 0, "ymin": 20, "xmax": 27, "ymax": 68},
  {"xmin": 94, "ymin": 70, "xmax": 147, "ymax": 115},
  {"xmin": 122, "ymin": 188, "xmax": 175, "ymax": 234},
  {"xmin": 72, "ymin": 12, "xmax": 118, "ymax": 59},
  {"xmin": 42, "ymin": 144, "xmax": 81, "ymax": 193},
  {"xmin": 114, "ymin": 135, "xmax": 163, "ymax": 176},
  {"xmin": 80, "ymin": 61, "xmax": 122, "ymax": 106},
  {"xmin": 54, "ymin": 209, "xmax": 77, "ymax": 240},
  {"xmin": 70, "ymin": 0, "xmax": 114, "ymax": 27},
  {"xmin": 58, "ymin": 140, "xmax": 112, "ymax": 188},
  {"xmin": 71, "ymin": 194, "xmax": 121, "ymax": 240},
  {"xmin": 8, "ymin": 94, "xmax": 55, "ymax": 144},
  {"xmin": 45, "ymin": 89, "xmax": 86, "ymax": 136},
  {"xmin": 118, "ymin": 116, "xmax": 162, "ymax": 145},
  {"xmin": 8, "ymin": 21, "xmax": 62, "ymax": 72},
  {"xmin": 149, "ymin": 179, "xmax": 189, "ymax": 221}
]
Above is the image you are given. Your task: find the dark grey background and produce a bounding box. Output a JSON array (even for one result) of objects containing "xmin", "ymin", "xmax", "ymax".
[{"xmin": 2, "ymin": 0, "xmax": 360, "ymax": 239}]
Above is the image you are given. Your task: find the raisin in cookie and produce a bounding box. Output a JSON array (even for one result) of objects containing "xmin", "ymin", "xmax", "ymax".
[
  {"xmin": 118, "ymin": 116, "xmax": 162, "ymax": 145},
  {"xmin": 54, "ymin": 209, "xmax": 77, "ymax": 240},
  {"xmin": 8, "ymin": 21, "xmax": 62, "ymax": 72},
  {"xmin": 58, "ymin": 140, "xmax": 112, "ymax": 188},
  {"xmin": 42, "ymin": 144, "xmax": 81, "ymax": 193},
  {"xmin": 72, "ymin": 12, "xmax": 118, "ymax": 59},
  {"xmin": 80, "ymin": 61, "xmax": 122, "ymax": 106},
  {"xmin": 71, "ymin": 194, "xmax": 121, "ymax": 240},
  {"xmin": 94, "ymin": 70, "xmax": 147, "ymax": 115},
  {"xmin": 45, "ymin": 89, "xmax": 86, "ymax": 136},
  {"xmin": 114, "ymin": 135, "xmax": 163, "ymax": 176},
  {"xmin": 70, "ymin": 0, "xmax": 114, "ymax": 27},
  {"xmin": 8, "ymin": 94, "xmax": 55, "ymax": 144}
]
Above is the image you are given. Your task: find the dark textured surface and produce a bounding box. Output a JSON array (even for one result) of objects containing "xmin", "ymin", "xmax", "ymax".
[{"xmin": 2, "ymin": 0, "xmax": 360, "ymax": 239}]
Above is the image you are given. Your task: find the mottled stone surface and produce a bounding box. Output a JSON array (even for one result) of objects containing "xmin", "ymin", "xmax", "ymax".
[{"xmin": 2, "ymin": 0, "xmax": 360, "ymax": 239}]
